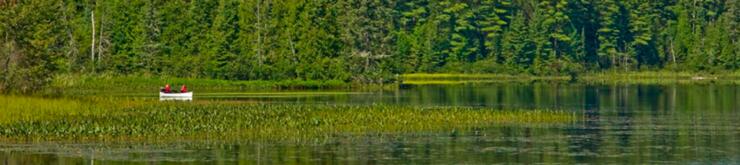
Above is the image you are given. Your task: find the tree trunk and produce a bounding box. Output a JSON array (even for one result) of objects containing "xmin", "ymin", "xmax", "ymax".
[
  {"xmin": 98, "ymin": 13, "xmax": 104, "ymax": 63},
  {"xmin": 670, "ymin": 42, "xmax": 676, "ymax": 65},
  {"xmin": 91, "ymin": 10, "xmax": 96, "ymax": 63}
]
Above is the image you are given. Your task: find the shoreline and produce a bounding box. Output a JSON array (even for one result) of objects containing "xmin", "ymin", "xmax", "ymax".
[
  {"xmin": 44, "ymin": 71, "xmax": 740, "ymax": 95},
  {"xmin": 400, "ymin": 71, "xmax": 740, "ymax": 84}
]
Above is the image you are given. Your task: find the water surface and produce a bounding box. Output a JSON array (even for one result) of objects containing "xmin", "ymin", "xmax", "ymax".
[{"xmin": 1, "ymin": 82, "xmax": 738, "ymax": 164}]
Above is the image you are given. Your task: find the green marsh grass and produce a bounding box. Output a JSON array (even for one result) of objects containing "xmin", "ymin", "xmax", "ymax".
[
  {"xmin": 0, "ymin": 95, "xmax": 93, "ymax": 124},
  {"xmin": 0, "ymin": 97, "xmax": 576, "ymax": 143},
  {"xmin": 401, "ymin": 72, "xmax": 740, "ymax": 85},
  {"xmin": 401, "ymin": 73, "xmax": 569, "ymax": 82},
  {"xmin": 578, "ymin": 71, "xmax": 740, "ymax": 84},
  {"xmin": 52, "ymin": 74, "xmax": 351, "ymax": 94}
]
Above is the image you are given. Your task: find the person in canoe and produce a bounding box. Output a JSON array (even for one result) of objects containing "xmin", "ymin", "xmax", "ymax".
[
  {"xmin": 163, "ymin": 84, "xmax": 171, "ymax": 93},
  {"xmin": 180, "ymin": 85, "xmax": 188, "ymax": 93}
]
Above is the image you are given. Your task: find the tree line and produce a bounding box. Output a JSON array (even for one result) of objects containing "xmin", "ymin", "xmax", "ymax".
[{"xmin": 1, "ymin": 0, "xmax": 738, "ymax": 92}]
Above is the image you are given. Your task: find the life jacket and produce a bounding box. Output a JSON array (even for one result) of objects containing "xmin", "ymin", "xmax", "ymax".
[{"xmin": 181, "ymin": 85, "xmax": 187, "ymax": 93}]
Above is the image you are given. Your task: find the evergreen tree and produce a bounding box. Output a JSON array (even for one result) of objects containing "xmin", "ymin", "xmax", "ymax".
[
  {"xmin": 627, "ymin": 0, "xmax": 658, "ymax": 68},
  {"xmin": 440, "ymin": 1, "xmax": 477, "ymax": 71},
  {"xmin": 500, "ymin": 11, "xmax": 533, "ymax": 73},
  {"xmin": 2, "ymin": 0, "xmax": 739, "ymax": 92},
  {"xmin": 539, "ymin": 0, "xmax": 571, "ymax": 59},
  {"xmin": 717, "ymin": 0, "xmax": 738, "ymax": 69},
  {"xmin": 0, "ymin": 0, "xmax": 67, "ymax": 93},
  {"xmin": 108, "ymin": 0, "xmax": 148, "ymax": 74},
  {"xmin": 157, "ymin": 0, "xmax": 197, "ymax": 76},
  {"xmin": 478, "ymin": 0, "xmax": 512, "ymax": 61},
  {"xmin": 208, "ymin": 0, "xmax": 239, "ymax": 79},
  {"xmin": 597, "ymin": 0, "xmax": 622, "ymax": 68}
]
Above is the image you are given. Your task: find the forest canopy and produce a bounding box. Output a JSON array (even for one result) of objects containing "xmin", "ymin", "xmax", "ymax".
[{"xmin": 1, "ymin": 0, "xmax": 738, "ymax": 92}]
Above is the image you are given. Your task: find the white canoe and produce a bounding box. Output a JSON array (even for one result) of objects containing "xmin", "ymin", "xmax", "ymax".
[{"xmin": 159, "ymin": 92, "xmax": 193, "ymax": 101}]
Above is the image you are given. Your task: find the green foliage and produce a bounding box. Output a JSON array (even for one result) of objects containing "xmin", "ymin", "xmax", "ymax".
[
  {"xmin": 1, "ymin": 0, "xmax": 738, "ymax": 93},
  {"xmin": 479, "ymin": 0, "xmax": 511, "ymax": 58},
  {"xmin": 500, "ymin": 12, "xmax": 534, "ymax": 73},
  {"xmin": 0, "ymin": 1, "xmax": 67, "ymax": 93}
]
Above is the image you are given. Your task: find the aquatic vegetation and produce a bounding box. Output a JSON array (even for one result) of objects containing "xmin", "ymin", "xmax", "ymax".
[
  {"xmin": 401, "ymin": 73, "xmax": 569, "ymax": 81},
  {"xmin": 581, "ymin": 70, "xmax": 740, "ymax": 79},
  {"xmin": 0, "ymin": 95, "xmax": 96, "ymax": 124},
  {"xmin": 399, "ymin": 73, "xmax": 571, "ymax": 85},
  {"xmin": 401, "ymin": 80, "xmax": 524, "ymax": 85},
  {"xmin": 577, "ymin": 71, "xmax": 740, "ymax": 84},
  {"xmin": 0, "ymin": 98, "xmax": 576, "ymax": 142},
  {"xmin": 401, "ymin": 72, "xmax": 740, "ymax": 85}
]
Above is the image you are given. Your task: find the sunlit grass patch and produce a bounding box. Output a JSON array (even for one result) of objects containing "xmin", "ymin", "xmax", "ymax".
[
  {"xmin": 401, "ymin": 80, "xmax": 506, "ymax": 85},
  {"xmin": 0, "ymin": 102, "xmax": 577, "ymax": 143},
  {"xmin": 401, "ymin": 73, "xmax": 569, "ymax": 81},
  {"xmin": 580, "ymin": 71, "xmax": 706, "ymax": 80},
  {"xmin": 401, "ymin": 72, "xmax": 740, "ymax": 85},
  {"xmin": 578, "ymin": 71, "xmax": 740, "ymax": 84},
  {"xmin": 0, "ymin": 95, "xmax": 89, "ymax": 124},
  {"xmin": 400, "ymin": 73, "xmax": 570, "ymax": 85}
]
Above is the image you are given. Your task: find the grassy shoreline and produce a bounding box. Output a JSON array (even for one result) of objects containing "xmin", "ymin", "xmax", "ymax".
[
  {"xmin": 401, "ymin": 71, "xmax": 740, "ymax": 84},
  {"xmin": 52, "ymin": 74, "xmax": 349, "ymax": 90},
  {"xmin": 47, "ymin": 71, "xmax": 740, "ymax": 94},
  {"xmin": 48, "ymin": 74, "xmax": 400, "ymax": 96}
]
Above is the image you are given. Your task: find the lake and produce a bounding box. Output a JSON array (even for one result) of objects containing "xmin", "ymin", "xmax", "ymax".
[{"xmin": 1, "ymin": 82, "xmax": 738, "ymax": 164}]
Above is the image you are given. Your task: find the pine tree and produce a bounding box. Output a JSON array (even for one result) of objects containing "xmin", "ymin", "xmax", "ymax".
[
  {"xmin": 158, "ymin": 0, "xmax": 191, "ymax": 76},
  {"xmin": 109, "ymin": 0, "xmax": 149, "ymax": 74},
  {"xmin": 530, "ymin": 4, "xmax": 551, "ymax": 74},
  {"xmin": 398, "ymin": 0, "xmax": 439, "ymax": 73},
  {"xmin": 142, "ymin": 0, "xmax": 163, "ymax": 74},
  {"xmin": 717, "ymin": 0, "xmax": 738, "ymax": 69},
  {"xmin": 597, "ymin": 0, "xmax": 622, "ymax": 68},
  {"xmin": 500, "ymin": 11, "xmax": 533, "ymax": 73},
  {"xmin": 268, "ymin": 0, "xmax": 300, "ymax": 80},
  {"xmin": 208, "ymin": 0, "xmax": 239, "ymax": 79},
  {"xmin": 572, "ymin": 29, "xmax": 587, "ymax": 67},
  {"xmin": 399, "ymin": 0, "xmax": 429, "ymax": 30},
  {"xmin": 478, "ymin": 0, "xmax": 512, "ymax": 60},
  {"xmin": 627, "ymin": 0, "xmax": 656, "ymax": 68},
  {"xmin": 439, "ymin": 1, "xmax": 477, "ymax": 71},
  {"xmin": 670, "ymin": 4, "xmax": 693, "ymax": 69},
  {"xmin": 568, "ymin": 0, "xmax": 600, "ymax": 68},
  {"xmin": 415, "ymin": 21, "xmax": 442, "ymax": 73},
  {"xmin": 539, "ymin": 0, "xmax": 571, "ymax": 59}
]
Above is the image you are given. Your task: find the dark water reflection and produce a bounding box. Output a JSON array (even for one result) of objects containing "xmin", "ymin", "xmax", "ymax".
[{"xmin": 1, "ymin": 82, "xmax": 739, "ymax": 164}]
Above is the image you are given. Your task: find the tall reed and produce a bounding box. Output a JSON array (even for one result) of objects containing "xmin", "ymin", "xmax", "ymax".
[{"xmin": 0, "ymin": 99, "xmax": 576, "ymax": 142}]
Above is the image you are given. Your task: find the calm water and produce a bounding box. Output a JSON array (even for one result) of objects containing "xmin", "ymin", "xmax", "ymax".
[{"xmin": 1, "ymin": 82, "xmax": 739, "ymax": 164}]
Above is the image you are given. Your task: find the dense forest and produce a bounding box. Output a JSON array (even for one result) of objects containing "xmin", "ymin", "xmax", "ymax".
[{"xmin": 1, "ymin": 0, "xmax": 738, "ymax": 92}]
